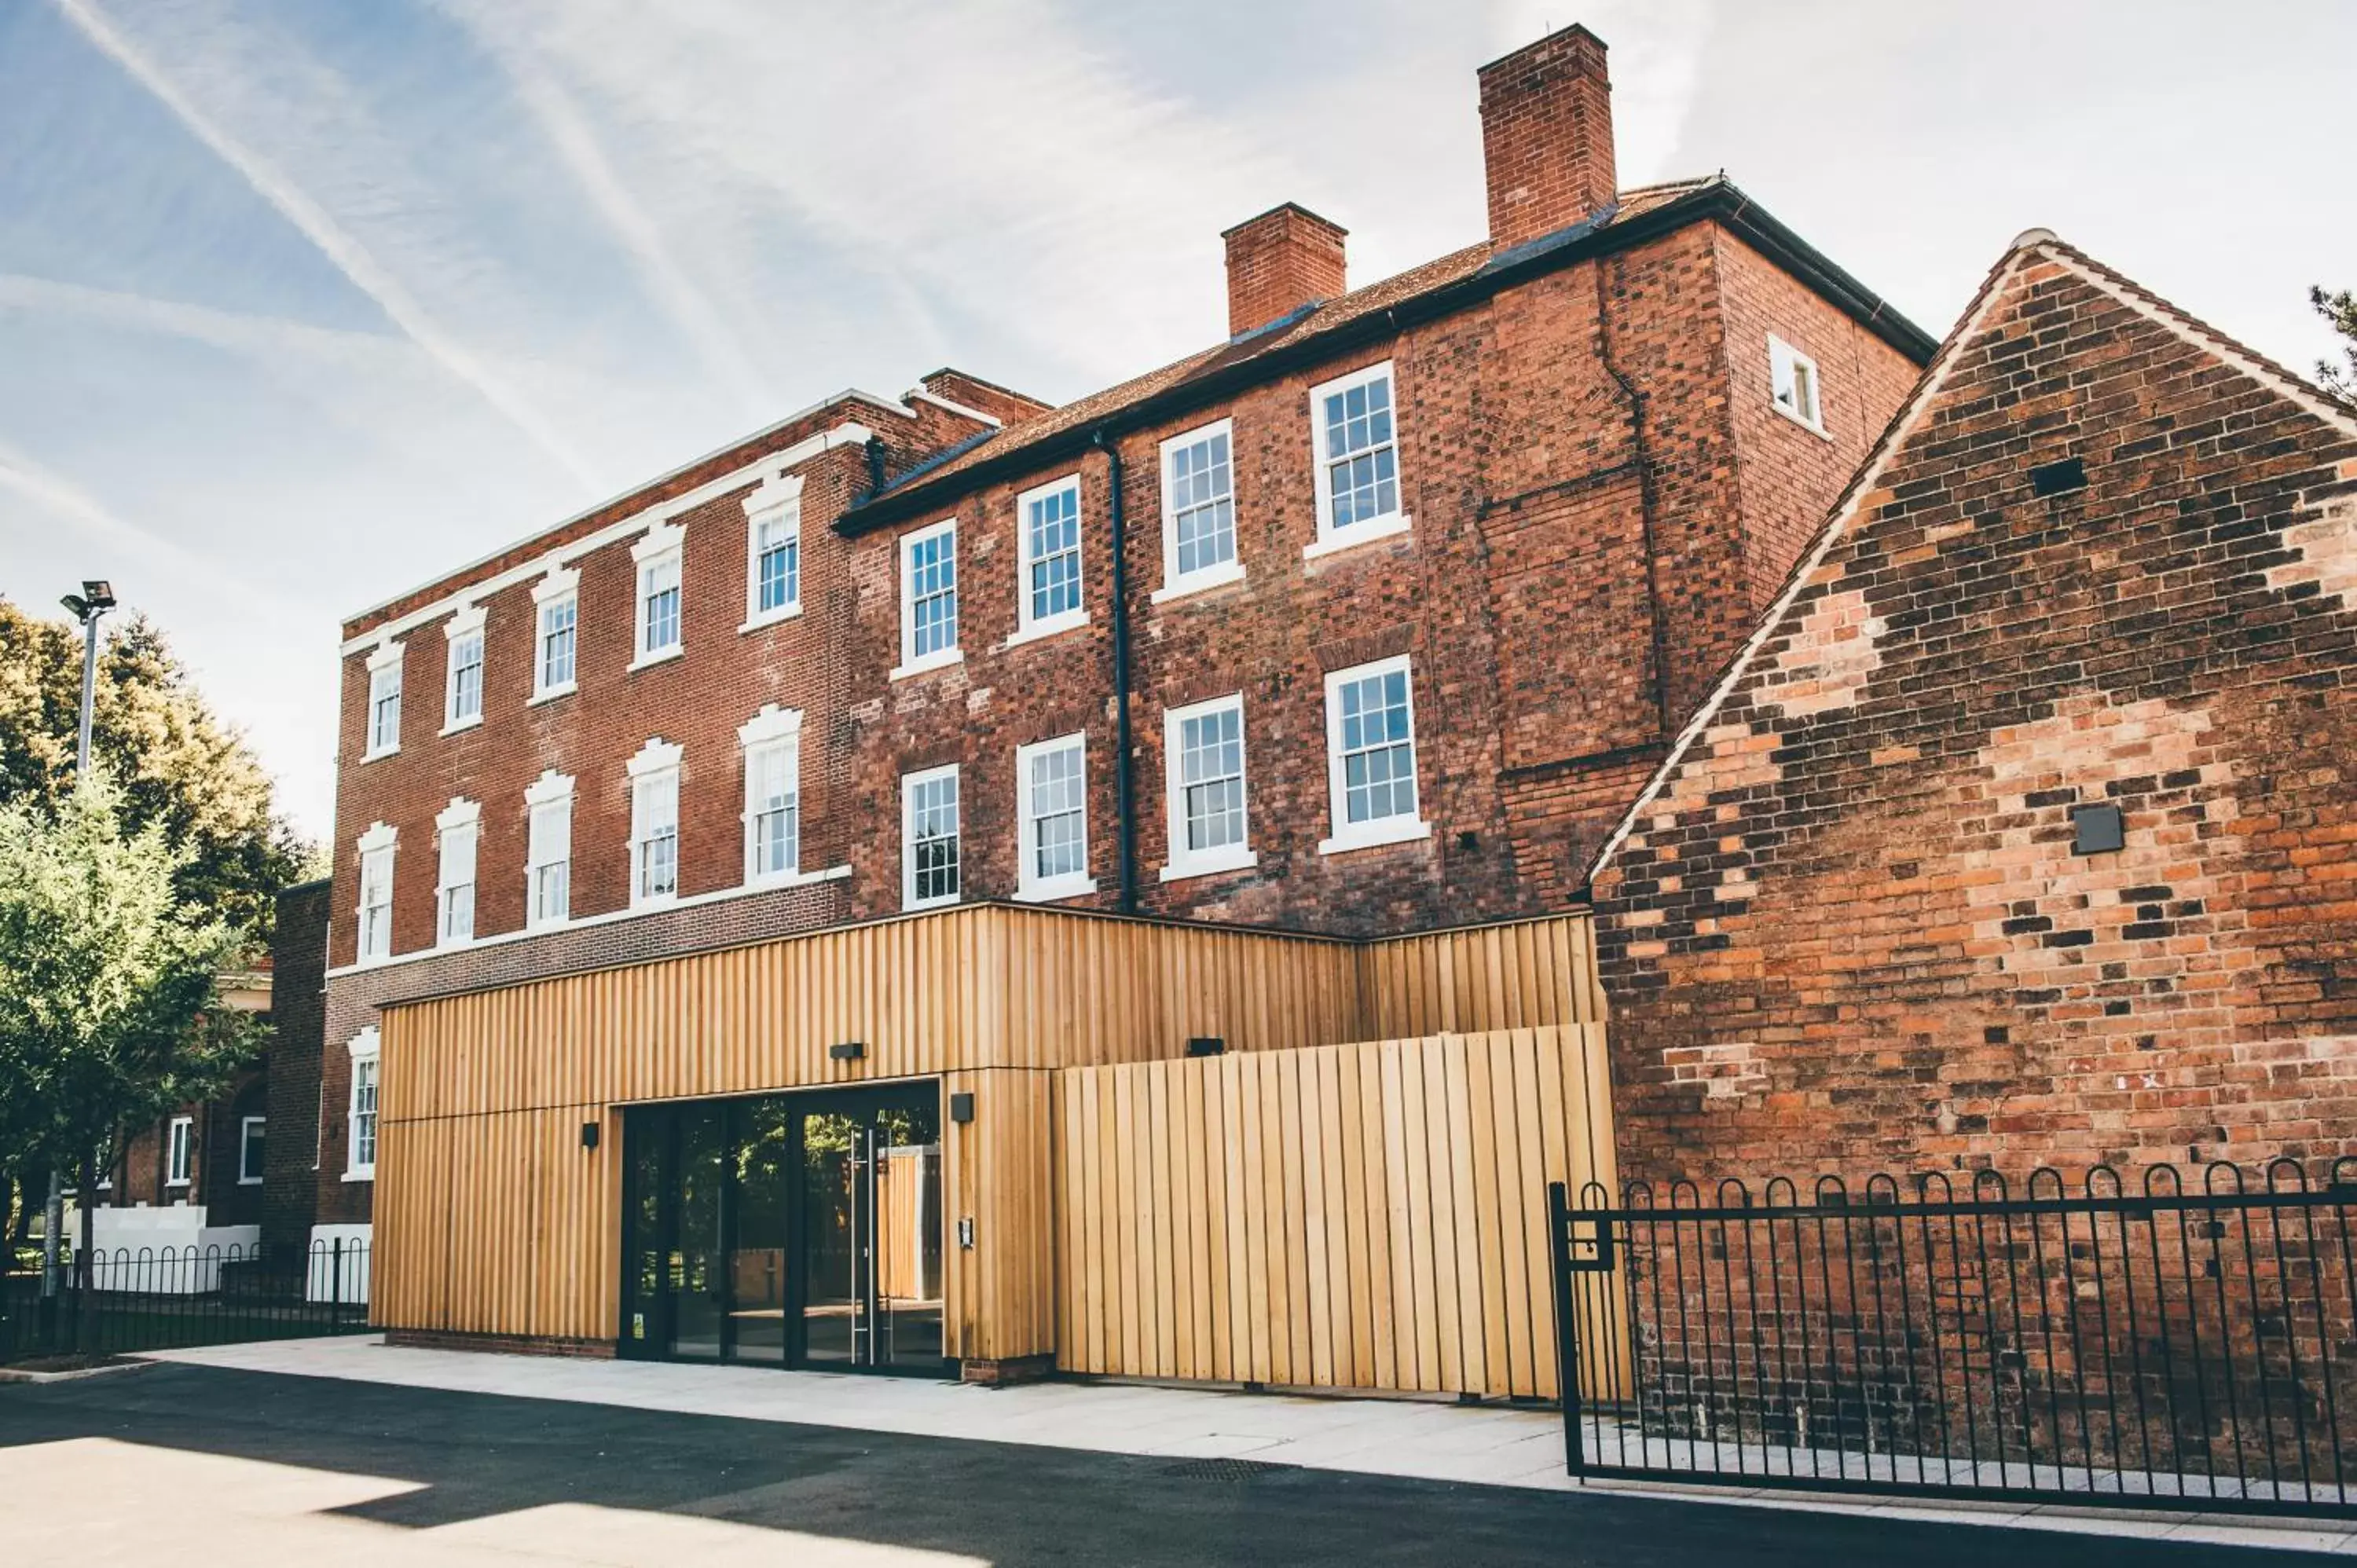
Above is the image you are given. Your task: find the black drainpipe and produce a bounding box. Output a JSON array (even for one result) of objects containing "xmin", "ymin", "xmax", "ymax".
[
  {"xmin": 1593, "ymin": 258, "xmax": 1674, "ymax": 738},
  {"xmin": 1094, "ymin": 429, "xmax": 1140, "ymax": 913}
]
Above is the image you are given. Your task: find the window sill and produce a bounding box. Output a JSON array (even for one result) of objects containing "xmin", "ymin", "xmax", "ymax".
[
  {"xmin": 890, "ymin": 649, "xmax": 964, "ymax": 682},
  {"xmin": 629, "ymin": 892, "xmax": 679, "ymax": 913},
  {"xmin": 527, "ymin": 682, "xmax": 577, "ymax": 707},
  {"xmin": 1302, "ymin": 512, "xmax": 1412, "ymax": 562},
  {"xmin": 745, "ymin": 865, "xmax": 834, "ymax": 892},
  {"xmin": 164, "ymin": 1180, "xmax": 190, "ymax": 1191},
  {"xmin": 237, "ymin": 1177, "xmax": 262, "ymax": 1187},
  {"xmin": 438, "ymin": 713, "xmax": 482, "ymax": 738},
  {"xmin": 354, "ymin": 952, "xmax": 391, "ymax": 969},
  {"xmin": 739, "ymin": 603, "xmax": 804, "ymax": 634},
  {"xmin": 1318, "ymin": 817, "xmax": 1432, "ymax": 856},
  {"xmin": 1160, "ymin": 847, "xmax": 1259, "ymax": 883},
  {"xmin": 626, "ymin": 645, "xmax": 684, "ymax": 673},
  {"xmin": 1771, "ymin": 401, "xmax": 1834, "ymax": 443},
  {"xmin": 1151, "ymin": 562, "xmax": 1247, "ymax": 605},
  {"xmin": 1015, "ymin": 875, "xmax": 1098, "ymax": 904},
  {"xmin": 1003, "ymin": 613, "xmax": 1091, "ymax": 650},
  {"xmin": 435, "ymin": 935, "xmax": 474, "ymax": 952},
  {"xmin": 341, "ymin": 1170, "xmax": 375, "ymax": 1184},
  {"xmin": 360, "ymin": 744, "xmax": 399, "ymax": 764},
  {"xmin": 903, "ymin": 892, "xmax": 962, "ymax": 914}
]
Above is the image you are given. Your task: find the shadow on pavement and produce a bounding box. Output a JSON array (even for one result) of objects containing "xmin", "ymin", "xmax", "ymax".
[{"xmin": 0, "ymin": 1361, "xmax": 2339, "ymax": 1566}]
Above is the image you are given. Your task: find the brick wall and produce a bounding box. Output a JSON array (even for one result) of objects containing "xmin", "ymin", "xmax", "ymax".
[
  {"xmin": 1590, "ymin": 239, "xmax": 2357, "ymax": 1186},
  {"xmin": 320, "ymin": 216, "xmax": 1919, "ymax": 1061}
]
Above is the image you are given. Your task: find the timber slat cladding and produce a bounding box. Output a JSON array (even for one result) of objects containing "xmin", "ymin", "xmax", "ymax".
[
  {"xmin": 1052, "ymin": 1024, "xmax": 1623, "ymax": 1401},
  {"xmin": 373, "ymin": 905, "xmax": 1600, "ymax": 1353}
]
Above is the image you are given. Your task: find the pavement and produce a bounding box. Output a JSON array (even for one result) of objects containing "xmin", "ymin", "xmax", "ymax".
[{"xmin": 0, "ymin": 1339, "xmax": 2345, "ymax": 1566}]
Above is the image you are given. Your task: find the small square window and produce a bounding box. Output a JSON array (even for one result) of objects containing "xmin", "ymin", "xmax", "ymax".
[
  {"xmin": 2071, "ymin": 802, "xmax": 2124, "ymax": 855},
  {"xmin": 1769, "ymin": 335, "xmax": 1824, "ymax": 432}
]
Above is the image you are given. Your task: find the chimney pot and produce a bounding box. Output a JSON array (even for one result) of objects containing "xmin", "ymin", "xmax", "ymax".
[
  {"xmin": 1478, "ymin": 24, "xmax": 1618, "ymax": 251},
  {"xmin": 1220, "ymin": 203, "xmax": 1347, "ymax": 339}
]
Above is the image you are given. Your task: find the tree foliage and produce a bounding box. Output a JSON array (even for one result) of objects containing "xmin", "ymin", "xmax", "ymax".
[
  {"xmin": 2315, "ymin": 284, "xmax": 2357, "ymax": 405},
  {"xmin": 0, "ymin": 598, "xmax": 310, "ymax": 933},
  {"xmin": 0, "ymin": 775, "xmax": 259, "ymax": 1200}
]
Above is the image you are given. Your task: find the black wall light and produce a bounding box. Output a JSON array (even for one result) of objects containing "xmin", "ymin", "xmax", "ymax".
[
  {"xmin": 950, "ymin": 1092, "xmax": 976, "ymax": 1123},
  {"xmin": 829, "ymin": 1040, "xmax": 866, "ymax": 1061},
  {"xmin": 580, "ymin": 1121, "xmax": 600, "ymax": 1149},
  {"xmin": 1186, "ymin": 1036, "xmax": 1226, "ymax": 1058}
]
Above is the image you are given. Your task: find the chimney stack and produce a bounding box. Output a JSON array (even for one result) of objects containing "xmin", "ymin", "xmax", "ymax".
[
  {"xmin": 1478, "ymin": 24, "xmax": 1617, "ymax": 252},
  {"xmin": 1220, "ymin": 203, "xmax": 1347, "ymax": 339}
]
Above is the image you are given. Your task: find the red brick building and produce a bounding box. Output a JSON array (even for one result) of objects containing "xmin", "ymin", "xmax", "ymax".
[
  {"xmin": 315, "ymin": 28, "xmax": 1929, "ymax": 1261},
  {"xmin": 1586, "ymin": 231, "xmax": 2357, "ymax": 1185}
]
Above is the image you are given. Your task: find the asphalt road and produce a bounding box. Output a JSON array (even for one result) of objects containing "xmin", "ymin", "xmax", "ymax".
[{"xmin": 0, "ymin": 1362, "xmax": 2337, "ymax": 1566}]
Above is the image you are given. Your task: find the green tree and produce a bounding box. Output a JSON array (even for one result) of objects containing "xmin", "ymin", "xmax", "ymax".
[
  {"xmin": 0, "ymin": 775, "xmax": 259, "ymax": 1346},
  {"xmin": 0, "ymin": 599, "xmax": 310, "ymax": 935},
  {"xmin": 2315, "ymin": 284, "xmax": 2357, "ymax": 404}
]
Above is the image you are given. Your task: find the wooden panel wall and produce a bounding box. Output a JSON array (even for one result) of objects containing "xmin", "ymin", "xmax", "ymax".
[
  {"xmin": 372, "ymin": 904, "xmax": 1604, "ymax": 1354},
  {"xmin": 1052, "ymin": 1025, "xmax": 1622, "ymax": 1400},
  {"xmin": 1357, "ymin": 916, "xmax": 1606, "ymax": 1040},
  {"xmin": 941, "ymin": 1068, "xmax": 1056, "ymax": 1362}
]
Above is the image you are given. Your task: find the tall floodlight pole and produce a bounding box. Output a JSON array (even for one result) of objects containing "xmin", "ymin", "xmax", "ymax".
[{"xmin": 41, "ymin": 581, "xmax": 115, "ymax": 1310}]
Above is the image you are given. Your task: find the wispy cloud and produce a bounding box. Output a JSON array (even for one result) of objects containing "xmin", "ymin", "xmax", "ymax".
[
  {"xmin": 49, "ymin": 0, "xmax": 608, "ymax": 492},
  {"xmin": 0, "ymin": 438, "xmax": 282, "ymax": 609},
  {"xmin": 432, "ymin": 0, "xmax": 1301, "ymax": 389},
  {"xmin": 432, "ymin": 7, "xmax": 778, "ymax": 426}
]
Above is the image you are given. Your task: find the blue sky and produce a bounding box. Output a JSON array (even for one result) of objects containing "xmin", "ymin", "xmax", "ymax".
[{"xmin": 3, "ymin": 0, "xmax": 2352, "ymax": 841}]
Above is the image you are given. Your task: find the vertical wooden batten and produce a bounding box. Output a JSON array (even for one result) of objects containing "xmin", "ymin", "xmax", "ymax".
[{"xmin": 371, "ymin": 905, "xmax": 1605, "ymax": 1374}]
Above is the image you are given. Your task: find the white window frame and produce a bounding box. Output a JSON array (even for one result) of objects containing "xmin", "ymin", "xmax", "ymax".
[
  {"xmin": 1154, "ymin": 418, "xmax": 1244, "ymax": 602},
  {"xmin": 1318, "ymin": 654, "xmax": 1431, "ymax": 855},
  {"xmin": 165, "ymin": 1116, "xmax": 193, "ymax": 1189},
  {"xmin": 893, "ymin": 518, "xmax": 962, "ymax": 680},
  {"xmin": 441, "ymin": 604, "xmax": 485, "ymax": 734},
  {"xmin": 739, "ymin": 705, "xmax": 803, "ymax": 886},
  {"xmin": 362, "ymin": 640, "xmax": 403, "ymax": 760},
  {"xmin": 434, "ymin": 797, "xmax": 479, "ymax": 947},
  {"xmin": 1010, "ymin": 475, "xmax": 1088, "ymax": 645},
  {"xmin": 355, "ymin": 821, "xmax": 396, "ymax": 965},
  {"xmin": 238, "ymin": 1115, "xmax": 266, "ymax": 1185},
  {"xmin": 741, "ymin": 473, "xmax": 805, "ymax": 632},
  {"xmin": 901, "ymin": 763, "xmax": 962, "ymax": 911},
  {"xmin": 344, "ymin": 1028, "xmax": 379, "ymax": 1182},
  {"xmin": 1014, "ymin": 732, "xmax": 1095, "ymax": 903},
  {"xmin": 524, "ymin": 770, "xmax": 575, "ymax": 929},
  {"xmin": 1768, "ymin": 335, "xmax": 1827, "ymax": 437},
  {"xmin": 629, "ymin": 522, "xmax": 685, "ymax": 670},
  {"xmin": 1160, "ymin": 693, "xmax": 1257, "ymax": 881},
  {"xmin": 1305, "ymin": 360, "xmax": 1408, "ymax": 559},
  {"xmin": 627, "ymin": 738, "xmax": 684, "ymax": 908},
  {"xmin": 530, "ymin": 566, "xmax": 580, "ymax": 702}
]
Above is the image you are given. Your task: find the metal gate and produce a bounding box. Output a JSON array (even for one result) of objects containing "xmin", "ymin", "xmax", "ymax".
[{"xmin": 1549, "ymin": 1161, "xmax": 2357, "ymax": 1518}]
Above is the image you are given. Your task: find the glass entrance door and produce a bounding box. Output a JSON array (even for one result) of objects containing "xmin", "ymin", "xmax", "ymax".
[
  {"xmin": 796, "ymin": 1090, "xmax": 942, "ymax": 1371},
  {"xmin": 621, "ymin": 1084, "xmax": 944, "ymax": 1373}
]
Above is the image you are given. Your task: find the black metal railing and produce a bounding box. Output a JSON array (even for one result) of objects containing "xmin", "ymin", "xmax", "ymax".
[
  {"xmin": 1549, "ymin": 1160, "xmax": 2357, "ymax": 1518},
  {"xmin": 0, "ymin": 1239, "xmax": 371, "ymax": 1365}
]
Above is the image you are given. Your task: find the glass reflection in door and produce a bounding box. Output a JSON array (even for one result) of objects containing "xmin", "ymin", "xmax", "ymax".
[
  {"xmin": 669, "ymin": 1103, "xmax": 726, "ymax": 1358},
  {"xmin": 728, "ymin": 1098, "xmax": 793, "ymax": 1363}
]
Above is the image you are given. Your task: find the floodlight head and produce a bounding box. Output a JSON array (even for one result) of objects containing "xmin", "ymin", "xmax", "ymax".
[
  {"xmin": 60, "ymin": 594, "xmax": 89, "ymax": 620},
  {"xmin": 82, "ymin": 581, "xmax": 115, "ymax": 611}
]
